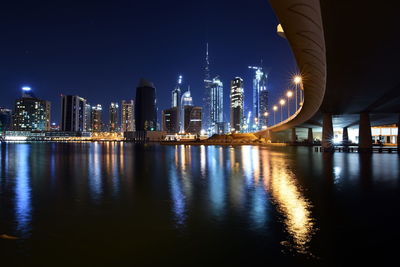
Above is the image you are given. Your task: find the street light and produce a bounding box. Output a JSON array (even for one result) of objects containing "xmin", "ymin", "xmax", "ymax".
[
  {"xmin": 279, "ymin": 99, "xmax": 286, "ymax": 122},
  {"xmin": 293, "ymin": 75, "xmax": 302, "ymax": 110},
  {"xmin": 273, "ymin": 105, "xmax": 278, "ymax": 125},
  {"xmin": 286, "ymin": 90, "xmax": 293, "ymax": 117},
  {"xmin": 264, "ymin": 112, "xmax": 269, "ymax": 127}
]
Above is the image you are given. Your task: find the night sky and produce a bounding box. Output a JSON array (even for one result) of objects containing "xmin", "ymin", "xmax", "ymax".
[{"xmin": 0, "ymin": 0, "xmax": 296, "ymax": 124}]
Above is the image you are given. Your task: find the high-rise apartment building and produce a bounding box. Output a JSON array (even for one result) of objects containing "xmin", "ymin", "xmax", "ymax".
[
  {"xmin": 162, "ymin": 107, "xmax": 179, "ymax": 133},
  {"xmin": 249, "ymin": 66, "xmax": 268, "ymax": 130},
  {"xmin": 183, "ymin": 106, "xmax": 202, "ymax": 135},
  {"xmin": 13, "ymin": 87, "xmax": 51, "ymax": 131},
  {"xmin": 135, "ymin": 79, "xmax": 157, "ymax": 131},
  {"xmin": 209, "ymin": 76, "xmax": 224, "ymax": 134},
  {"xmin": 259, "ymin": 76, "xmax": 268, "ymax": 129},
  {"xmin": 84, "ymin": 103, "xmax": 92, "ymax": 131},
  {"xmin": 121, "ymin": 100, "xmax": 134, "ymax": 132},
  {"xmin": 230, "ymin": 77, "xmax": 244, "ymax": 132},
  {"xmin": 91, "ymin": 104, "xmax": 102, "ymax": 132},
  {"xmin": 0, "ymin": 107, "xmax": 12, "ymax": 131},
  {"xmin": 172, "ymin": 75, "xmax": 182, "ymax": 108},
  {"xmin": 60, "ymin": 95, "xmax": 86, "ymax": 132},
  {"xmin": 109, "ymin": 102, "xmax": 119, "ymax": 132}
]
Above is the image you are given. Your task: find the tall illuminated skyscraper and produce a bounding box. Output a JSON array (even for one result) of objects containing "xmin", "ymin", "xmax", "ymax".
[
  {"xmin": 84, "ymin": 103, "xmax": 92, "ymax": 131},
  {"xmin": 203, "ymin": 43, "xmax": 213, "ymax": 132},
  {"xmin": 91, "ymin": 104, "xmax": 102, "ymax": 132},
  {"xmin": 121, "ymin": 100, "xmax": 134, "ymax": 132},
  {"xmin": 230, "ymin": 77, "xmax": 244, "ymax": 132},
  {"xmin": 248, "ymin": 65, "xmax": 268, "ymax": 130},
  {"xmin": 209, "ymin": 76, "xmax": 224, "ymax": 134},
  {"xmin": 259, "ymin": 75, "xmax": 269, "ymax": 128},
  {"xmin": 172, "ymin": 75, "xmax": 183, "ymax": 108},
  {"xmin": 180, "ymin": 87, "xmax": 193, "ymax": 132},
  {"xmin": 0, "ymin": 107, "xmax": 12, "ymax": 131},
  {"xmin": 13, "ymin": 87, "xmax": 51, "ymax": 131},
  {"xmin": 61, "ymin": 95, "xmax": 86, "ymax": 132},
  {"xmin": 135, "ymin": 79, "xmax": 157, "ymax": 131},
  {"xmin": 109, "ymin": 102, "xmax": 119, "ymax": 132}
]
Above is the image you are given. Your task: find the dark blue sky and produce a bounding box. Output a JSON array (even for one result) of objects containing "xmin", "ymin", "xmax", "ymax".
[{"xmin": 0, "ymin": 0, "xmax": 297, "ymax": 124}]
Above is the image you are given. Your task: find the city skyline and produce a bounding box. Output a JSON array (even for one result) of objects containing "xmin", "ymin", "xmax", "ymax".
[{"xmin": 0, "ymin": 0, "xmax": 296, "ymax": 125}]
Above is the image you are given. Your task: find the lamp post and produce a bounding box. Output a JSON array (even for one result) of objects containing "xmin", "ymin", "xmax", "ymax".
[
  {"xmin": 273, "ymin": 105, "xmax": 278, "ymax": 125},
  {"xmin": 279, "ymin": 99, "xmax": 285, "ymax": 122},
  {"xmin": 293, "ymin": 75, "xmax": 302, "ymax": 110},
  {"xmin": 264, "ymin": 112, "xmax": 269, "ymax": 128},
  {"xmin": 286, "ymin": 90, "xmax": 293, "ymax": 117}
]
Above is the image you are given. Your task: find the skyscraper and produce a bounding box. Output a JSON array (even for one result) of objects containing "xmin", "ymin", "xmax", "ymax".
[
  {"xmin": 172, "ymin": 75, "xmax": 183, "ymax": 108},
  {"xmin": 162, "ymin": 107, "xmax": 179, "ymax": 133},
  {"xmin": 209, "ymin": 76, "xmax": 224, "ymax": 134},
  {"xmin": 135, "ymin": 79, "xmax": 157, "ymax": 131},
  {"xmin": 248, "ymin": 65, "xmax": 268, "ymax": 130},
  {"xmin": 0, "ymin": 107, "xmax": 12, "ymax": 131},
  {"xmin": 230, "ymin": 77, "xmax": 244, "ymax": 132},
  {"xmin": 203, "ymin": 43, "xmax": 213, "ymax": 132},
  {"xmin": 121, "ymin": 100, "xmax": 134, "ymax": 132},
  {"xmin": 180, "ymin": 87, "xmax": 193, "ymax": 132},
  {"xmin": 259, "ymin": 75, "xmax": 269, "ymax": 129},
  {"xmin": 84, "ymin": 103, "xmax": 92, "ymax": 131},
  {"xmin": 13, "ymin": 87, "xmax": 51, "ymax": 131},
  {"xmin": 183, "ymin": 106, "xmax": 202, "ymax": 135},
  {"xmin": 61, "ymin": 95, "xmax": 86, "ymax": 132},
  {"xmin": 91, "ymin": 104, "xmax": 102, "ymax": 132},
  {"xmin": 109, "ymin": 102, "xmax": 119, "ymax": 132}
]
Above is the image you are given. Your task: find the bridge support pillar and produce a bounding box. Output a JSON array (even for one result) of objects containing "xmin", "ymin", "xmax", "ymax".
[
  {"xmin": 342, "ymin": 127, "xmax": 349, "ymax": 146},
  {"xmin": 322, "ymin": 113, "xmax": 334, "ymax": 152},
  {"xmin": 307, "ymin": 128, "xmax": 313, "ymax": 144},
  {"xmin": 397, "ymin": 114, "xmax": 400, "ymax": 152},
  {"xmin": 359, "ymin": 112, "xmax": 372, "ymax": 152},
  {"xmin": 291, "ymin": 128, "xmax": 297, "ymax": 143}
]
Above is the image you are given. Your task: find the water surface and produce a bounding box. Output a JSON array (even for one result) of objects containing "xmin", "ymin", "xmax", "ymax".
[{"xmin": 0, "ymin": 143, "xmax": 399, "ymax": 266}]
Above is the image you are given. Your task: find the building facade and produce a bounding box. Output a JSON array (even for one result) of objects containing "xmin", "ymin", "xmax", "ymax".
[
  {"xmin": 183, "ymin": 105, "xmax": 202, "ymax": 135},
  {"xmin": 91, "ymin": 104, "xmax": 102, "ymax": 132},
  {"xmin": 0, "ymin": 108, "xmax": 12, "ymax": 131},
  {"xmin": 121, "ymin": 100, "xmax": 134, "ymax": 132},
  {"xmin": 230, "ymin": 77, "xmax": 244, "ymax": 132},
  {"xmin": 13, "ymin": 87, "xmax": 51, "ymax": 131},
  {"xmin": 109, "ymin": 102, "xmax": 119, "ymax": 132},
  {"xmin": 61, "ymin": 95, "xmax": 86, "ymax": 132},
  {"xmin": 259, "ymin": 75, "xmax": 268, "ymax": 129},
  {"xmin": 209, "ymin": 76, "xmax": 224, "ymax": 134},
  {"xmin": 135, "ymin": 79, "xmax": 157, "ymax": 131},
  {"xmin": 162, "ymin": 107, "xmax": 179, "ymax": 133},
  {"xmin": 249, "ymin": 66, "xmax": 268, "ymax": 130},
  {"xmin": 84, "ymin": 103, "xmax": 92, "ymax": 131}
]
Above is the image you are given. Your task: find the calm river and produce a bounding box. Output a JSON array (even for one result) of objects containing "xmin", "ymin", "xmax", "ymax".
[{"xmin": 0, "ymin": 142, "xmax": 399, "ymax": 266}]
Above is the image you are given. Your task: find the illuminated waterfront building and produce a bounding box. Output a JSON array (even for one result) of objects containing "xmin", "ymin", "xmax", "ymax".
[
  {"xmin": 203, "ymin": 43, "xmax": 213, "ymax": 132},
  {"xmin": 209, "ymin": 76, "xmax": 224, "ymax": 134},
  {"xmin": 135, "ymin": 79, "xmax": 157, "ymax": 131},
  {"xmin": 180, "ymin": 87, "xmax": 193, "ymax": 132},
  {"xmin": 0, "ymin": 107, "xmax": 12, "ymax": 131},
  {"xmin": 84, "ymin": 103, "xmax": 92, "ymax": 131},
  {"xmin": 121, "ymin": 100, "xmax": 134, "ymax": 132},
  {"xmin": 109, "ymin": 102, "xmax": 119, "ymax": 132},
  {"xmin": 91, "ymin": 104, "xmax": 102, "ymax": 132},
  {"xmin": 230, "ymin": 77, "xmax": 244, "ymax": 132},
  {"xmin": 12, "ymin": 87, "xmax": 51, "ymax": 131},
  {"xmin": 162, "ymin": 107, "xmax": 179, "ymax": 133},
  {"xmin": 183, "ymin": 105, "xmax": 202, "ymax": 135},
  {"xmin": 60, "ymin": 95, "xmax": 87, "ymax": 132},
  {"xmin": 248, "ymin": 66, "xmax": 268, "ymax": 130},
  {"xmin": 172, "ymin": 75, "xmax": 183, "ymax": 108},
  {"xmin": 259, "ymin": 74, "xmax": 268, "ymax": 128}
]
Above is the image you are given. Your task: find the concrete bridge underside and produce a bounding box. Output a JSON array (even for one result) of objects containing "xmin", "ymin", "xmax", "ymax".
[{"xmin": 258, "ymin": 0, "xmax": 400, "ymax": 149}]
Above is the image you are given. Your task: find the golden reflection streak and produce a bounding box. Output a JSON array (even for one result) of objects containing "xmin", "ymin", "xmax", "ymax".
[{"xmin": 269, "ymin": 154, "xmax": 314, "ymax": 254}]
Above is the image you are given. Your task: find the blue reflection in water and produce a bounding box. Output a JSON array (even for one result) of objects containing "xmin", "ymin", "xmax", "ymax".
[
  {"xmin": 207, "ymin": 146, "xmax": 225, "ymax": 218},
  {"xmin": 169, "ymin": 166, "xmax": 186, "ymax": 227},
  {"xmin": 250, "ymin": 186, "xmax": 268, "ymax": 229},
  {"xmin": 88, "ymin": 142, "xmax": 102, "ymax": 201},
  {"xmin": 15, "ymin": 144, "xmax": 32, "ymax": 237}
]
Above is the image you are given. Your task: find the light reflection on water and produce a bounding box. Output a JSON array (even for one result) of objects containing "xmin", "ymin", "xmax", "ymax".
[{"xmin": 1, "ymin": 142, "xmax": 399, "ymax": 265}]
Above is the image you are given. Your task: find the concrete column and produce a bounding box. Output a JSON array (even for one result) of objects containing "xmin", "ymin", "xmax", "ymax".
[
  {"xmin": 342, "ymin": 127, "xmax": 349, "ymax": 145},
  {"xmin": 359, "ymin": 112, "xmax": 372, "ymax": 151},
  {"xmin": 291, "ymin": 128, "xmax": 296, "ymax": 143},
  {"xmin": 307, "ymin": 128, "xmax": 313, "ymax": 144},
  {"xmin": 397, "ymin": 114, "xmax": 400, "ymax": 151},
  {"xmin": 322, "ymin": 113, "xmax": 334, "ymax": 151}
]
